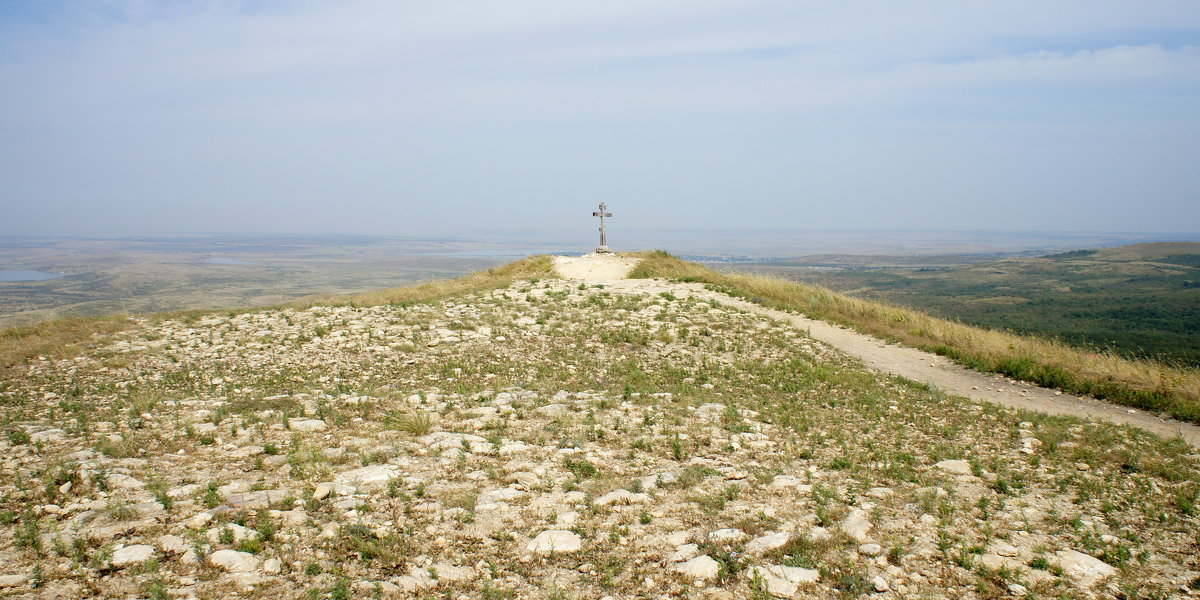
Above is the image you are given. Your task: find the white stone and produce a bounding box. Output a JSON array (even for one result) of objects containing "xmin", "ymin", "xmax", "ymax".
[
  {"xmin": 671, "ymin": 543, "xmax": 700, "ymax": 562},
  {"xmin": 594, "ymin": 489, "xmax": 652, "ymax": 506},
  {"xmin": 872, "ymin": 576, "xmax": 890, "ymax": 592},
  {"xmin": 1055, "ymin": 549, "xmax": 1117, "ymax": 587},
  {"xmin": 0, "ymin": 574, "xmax": 27, "ymax": 588},
  {"xmin": 207, "ymin": 523, "xmax": 262, "ymax": 544},
  {"xmin": 395, "ymin": 573, "xmax": 434, "ymax": 592},
  {"xmin": 772, "ymin": 565, "xmax": 820, "ymax": 584},
  {"xmin": 840, "ymin": 508, "xmax": 873, "ymax": 542},
  {"xmin": 313, "ymin": 483, "xmax": 332, "ymax": 500},
  {"xmin": 934, "ymin": 459, "xmax": 973, "ymax": 476},
  {"xmin": 528, "ymin": 530, "xmax": 583, "ymax": 554},
  {"xmin": 866, "ymin": 487, "xmax": 893, "ymax": 498},
  {"xmin": 192, "ymin": 423, "xmax": 218, "ymax": 435},
  {"xmin": 991, "ymin": 540, "xmax": 1020, "ymax": 557},
  {"xmin": 478, "ymin": 487, "xmax": 527, "ymax": 505},
  {"xmin": 859, "ymin": 543, "xmax": 883, "ymax": 556},
  {"xmin": 748, "ymin": 567, "xmax": 796, "ymax": 598},
  {"xmin": 335, "ymin": 465, "xmax": 400, "ymax": 489},
  {"xmin": 674, "ymin": 555, "xmax": 720, "ymax": 581},
  {"xmin": 745, "ymin": 532, "xmax": 791, "ymax": 555},
  {"xmin": 498, "ymin": 441, "xmax": 532, "ymax": 455},
  {"xmin": 229, "ymin": 572, "xmax": 265, "ymax": 589},
  {"xmin": 536, "ymin": 404, "xmax": 569, "ymax": 417},
  {"xmin": 769, "ymin": 475, "xmax": 804, "ymax": 488},
  {"xmin": 29, "ymin": 428, "xmax": 68, "ymax": 443},
  {"xmin": 288, "ymin": 418, "xmax": 327, "ymax": 432},
  {"xmin": 708, "ymin": 528, "xmax": 747, "ymax": 543},
  {"xmin": 111, "ymin": 544, "xmax": 155, "ymax": 567},
  {"xmin": 159, "ymin": 534, "xmax": 190, "ymax": 555},
  {"xmin": 749, "ymin": 564, "xmax": 819, "ymax": 597},
  {"xmin": 431, "ymin": 563, "xmax": 474, "ymax": 582},
  {"xmin": 106, "ymin": 473, "xmax": 146, "ymax": 490},
  {"xmin": 262, "ymin": 558, "xmax": 282, "ymax": 575},
  {"xmin": 208, "ymin": 549, "xmax": 262, "ymax": 573},
  {"xmin": 187, "ymin": 512, "xmax": 214, "ymax": 530}
]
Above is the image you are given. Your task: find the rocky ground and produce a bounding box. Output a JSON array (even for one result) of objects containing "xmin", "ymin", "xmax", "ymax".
[{"xmin": 1, "ymin": 272, "xmax": 1198, "ymax": 599}]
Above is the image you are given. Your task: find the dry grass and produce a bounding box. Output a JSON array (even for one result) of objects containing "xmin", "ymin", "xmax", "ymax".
[
  {"xmin": 1, "ymin": 256, "xmax": 552, "ymax": 376},
  {"xmin": 0, "ymin": 315, "xmax": 132, "ymax": 374},
  {"xmin": 630, "ymin": 250, "xmax": 1200, "ymax": 423},
  {"xmin": 292, "ymin": 254, "xmax": 555, "ymax": 308}
]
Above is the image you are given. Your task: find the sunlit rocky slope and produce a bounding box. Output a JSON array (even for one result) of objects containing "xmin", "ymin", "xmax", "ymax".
[{"xmin": 1, "ymin": 268, "xmax": 1198, "ymax": 599}]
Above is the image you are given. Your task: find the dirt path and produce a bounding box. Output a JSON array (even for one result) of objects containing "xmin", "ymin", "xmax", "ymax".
[
  {"xmin": 553, "ymin": 254, "xmax": 640, "ymax": 281},
  {"xmin": 553, "ymin": 255, "xmax": 1200, "ymax": 447}
]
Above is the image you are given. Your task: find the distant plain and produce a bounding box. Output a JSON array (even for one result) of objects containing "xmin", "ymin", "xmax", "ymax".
[
  {"xmin": 736, "ymin": 242, "xmax": 1200, "ymax": 367},
  {"xmin": 2, "ymin": 230, "xmax": 1195, "ymax": 337}
]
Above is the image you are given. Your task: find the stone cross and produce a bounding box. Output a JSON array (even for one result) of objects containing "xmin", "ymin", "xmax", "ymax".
[{"xmin": 592, "ymin": 203, "xmax": 612, "ymax": 253}]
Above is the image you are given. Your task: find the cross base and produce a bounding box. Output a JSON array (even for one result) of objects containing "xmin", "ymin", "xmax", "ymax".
[{"xmin": 594, "ymin": 245, "xmax": 612, "ymax": 254}]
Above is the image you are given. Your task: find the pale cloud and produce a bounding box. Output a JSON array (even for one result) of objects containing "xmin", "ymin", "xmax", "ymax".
[{"xmin": 0, "ymin": 0, "xmax": 1197, "ymax": 235}]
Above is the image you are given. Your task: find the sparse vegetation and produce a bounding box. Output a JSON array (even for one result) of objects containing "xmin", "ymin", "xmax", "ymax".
[
  {"xmin": 631, "ymin": 250, "xmax": 1200, "ymax": 423},
  {"xmin": 0, "ymin": 254, "xmax": 1195, "ymax": 598}
]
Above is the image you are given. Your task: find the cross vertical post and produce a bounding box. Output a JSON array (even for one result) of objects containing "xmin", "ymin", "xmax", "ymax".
[{"xmin": 592, "ymin": 203, "xmax": 613, "ymax": 253}]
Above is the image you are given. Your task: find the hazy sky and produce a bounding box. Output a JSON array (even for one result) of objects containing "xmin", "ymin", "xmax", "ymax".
[{"xmin": 1, "ymin": 1, "xmax": 1198, "ymax": 236}]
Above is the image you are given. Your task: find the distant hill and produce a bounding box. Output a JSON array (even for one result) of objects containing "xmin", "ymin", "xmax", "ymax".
[{"xmin": 743, "ymin": 242, "xmax": 1200, "ymax": 366}]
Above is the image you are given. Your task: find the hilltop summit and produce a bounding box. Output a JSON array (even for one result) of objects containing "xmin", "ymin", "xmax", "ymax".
[{"xmin": 0, "ymin": 256, "xmax": 1197, "ymax": 599}]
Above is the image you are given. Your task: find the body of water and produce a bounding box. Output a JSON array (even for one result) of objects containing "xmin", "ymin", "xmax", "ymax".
[
  {"xmin": 0, "ymin": 269, "xmax": 63, "ymax": 282},
  {"xmin": 205, "ymin": 258, "xmax": 256, "ymax": 265}
]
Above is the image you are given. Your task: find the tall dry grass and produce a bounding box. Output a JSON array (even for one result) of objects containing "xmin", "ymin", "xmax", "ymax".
[
  {"xmin": 630, "ymin": 250, "xmax": 1200, "ymax": 423},
  {"xmin": 291, "ymin": 254, "xmax": 555, "ymax": 308},
  {"xmin": 2, "ymin": 256, "xmax": 553, "ymax": 374},
  {"xmin": 0, "ymin": 316, "xmax": 132, "ymax": 374}
]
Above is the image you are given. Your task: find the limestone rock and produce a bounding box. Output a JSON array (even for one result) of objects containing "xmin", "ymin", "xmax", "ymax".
[
  {"xmin": 840, "ymin": 508, "xmax": 873, "ymax": 542},
  {"xmin": 990, "ymin": 540, "xmax": 1020, "ymax": 557},
  {"xmin": 0, "ymin": 574, "xmax": 28, "ymax": 588},
  {"xmin": 1055, "ymin": 549, "xmax": 1117, "ymax": 587},
  {"xmin": 671, "ymin": 543, "xmax": 700, "ymax": 562},
  {"xmin": 159, "ymin": 534, "xmax": 190, "ymax": 555},
  {"xmin": 595, "ymin": 489, "xmax": 652, "ymax": 506},
  {"xmin": 111, "ymin": 544, "xmax": 155, "ymax": 568},
  {"xmin": 747, "ymin": 565, "xmax": 819, "ymax": 597},
  {"xmin": 528, "ymin": 530, "xmax": 583, "ymax": 554},
  {"xmin": 29, "ymin": 428, "xmax": 68, "ymax": 443},
  {"xmin": 980, "ymin": 554, "xmax": 1022, "ymax": 571},
  {"xmin": 708, "ymin": 528, "xmax": 747, "ymax": 543},
  {"xmin": 745, "ymin": 531, "xmax": 791, "ymax": 555},
  {"xmin": 206, "ymin": 523, "xmax": 262, "ymax": 544},
  {"xmin": 934, "ymin": 460, "xmax": 973, "ymax": 476},
  {"xmin": 208, "ymin": 549, "xmax": 262, "ymax": 573},
  {"xmin": 872, "ymin": 575, "xmax": 890, "ymax": 592},
  {"xmin": 675, "ymin": 555, "xmax": 720, "ymax": 581},
  {"xmin": 478, "ymin": 487, "xmax": 527, "ymax": 506},
  {"xmin": 769, "ymin": 474, "xmax": 804, "ymax": 489},
  {"xmin": 288, "ymin": 418, "xmax": 327, "ymax": 432},
  {"xmin": 226, "ymin": 488, "xmax": 289, "ymax": 509},
  {"xmin": 335, "ymin": 465, "xmax": 401, "ymax": 489},
  {"xmin": 186, "ymin": 512, "xmax": 214, "ymax": 530}
]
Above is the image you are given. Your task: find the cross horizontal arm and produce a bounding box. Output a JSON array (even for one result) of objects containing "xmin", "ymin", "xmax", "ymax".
[{"xmin": 593, "ymin": 212, "xmax": 612, "ymax": 217}]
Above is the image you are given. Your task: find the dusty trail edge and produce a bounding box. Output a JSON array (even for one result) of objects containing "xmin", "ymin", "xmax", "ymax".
[{"xmin": 553, "ymin": 255, "xmax": 1200, "ymax": 448}]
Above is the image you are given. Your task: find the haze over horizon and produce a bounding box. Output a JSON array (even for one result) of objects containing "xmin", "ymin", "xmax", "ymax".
[{"xmin": 2, "ymin": 1, "xmax": 1198, "ymax": 237}]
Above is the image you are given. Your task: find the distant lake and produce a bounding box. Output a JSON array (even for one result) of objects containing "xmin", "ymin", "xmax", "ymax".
[
  {"xmin": 205, "ymin": 258, "xmax": 256, "ymax": 265},
  {"xmin": 0, "ymin": 269, "xmax": 63, "ymax": 282}
]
